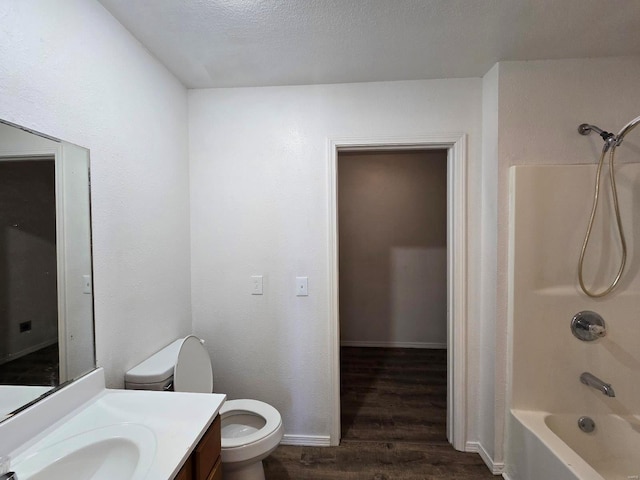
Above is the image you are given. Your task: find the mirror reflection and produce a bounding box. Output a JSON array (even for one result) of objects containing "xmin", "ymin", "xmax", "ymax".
[{"xmin": 0, "ymin": 120, "xmax": 95, "ymax": 420}]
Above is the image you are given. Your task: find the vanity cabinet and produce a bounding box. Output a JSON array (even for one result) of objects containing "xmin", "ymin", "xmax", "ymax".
[{"xmin": 175, "ymin": 415, "xmax": 222, "ymax": 480}]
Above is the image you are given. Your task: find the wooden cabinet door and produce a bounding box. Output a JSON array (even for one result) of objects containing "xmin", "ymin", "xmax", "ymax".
[
  {"xmin": 174, "ymin": 456, "xmax": 192, "ymax": 480},
  {"xmin": 206, "ymin": 458, "xmax": 222, "ymax": 480},
  {"xmin": 194, "ymin": 415, "xmax": 222, "ymax": 480}
]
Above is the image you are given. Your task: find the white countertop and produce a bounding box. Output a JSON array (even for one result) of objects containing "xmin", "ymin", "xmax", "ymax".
[{"xmin": 1, "ymin": 368, "xmax": 226, "ymax": 480}]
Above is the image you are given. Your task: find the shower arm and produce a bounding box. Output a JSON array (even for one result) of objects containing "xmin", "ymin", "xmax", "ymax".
[
  {"xmin": 579, "ymin": 115, "xmax": 640, "ymax": 148},
  {"xmin": 578, "ymin": 123, "xmax": 612, "ymax": 138},
  {"xmin": 578, "ymin": 123, "xmax": 617, "ymax": 150}
]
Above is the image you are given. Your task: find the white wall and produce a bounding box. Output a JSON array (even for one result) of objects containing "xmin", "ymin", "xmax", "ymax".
[
  {"xmin": 338, "ymin": 150, "xmax": 447, "ymax": 348},
  {"xmin": 0, "ymin": 0, "xmax": 192, "ymax": 387},
  {"xmin": 189, "ymin": 79, "xmax": 483, "ymax": 442},
  {"xmin": 493, "ymin": 56, "xmax": 640, "ymax": 470}
]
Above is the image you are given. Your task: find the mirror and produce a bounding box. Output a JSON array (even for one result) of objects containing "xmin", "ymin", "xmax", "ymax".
[{"xmin": 0, "ymin": 119, "xmax": 95, "ymax": 421}]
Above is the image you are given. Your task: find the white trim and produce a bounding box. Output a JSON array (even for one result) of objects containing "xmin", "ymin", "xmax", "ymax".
[
  {"xmin": 327, "ymin": 138, "xmax": 341, "ymax": 447},
  {"xmin": 447, "ymin": 134, "xmax": 468, "ymax": 451},
  {"xmin": 327, "ymin": 133, "xmax": 468, "ymax": 450},
  {"xmin": 502, "ymin": 474, "xmax": 513, "ymax": 480},
  {"xmin": 280, "ymin": 434, "xmax": 331, "ymax": 447},
  {"xmin": 466, "ymin": 441, "xmax": 505, "ymax": 475},
  {"xmin": 53, "ymin": 146, "xmax": 69, "ymax": 383},
  {"xmin": 340, "ymin": 341, "xmax": 446, "ymax": 349}
]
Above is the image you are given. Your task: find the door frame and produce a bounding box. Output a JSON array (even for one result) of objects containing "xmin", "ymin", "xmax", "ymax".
[{"xmin": 327, "ymin": 133, "xmax": 468, "ymax": 450}]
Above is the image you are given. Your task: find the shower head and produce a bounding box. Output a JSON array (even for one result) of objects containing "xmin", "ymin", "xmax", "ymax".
[
  {"xmin": 615, "ymin": 115, "xmax": 640, "ymax": 146},
  {"xmin": 577, "ymin": 115, "xmax": 638, "ymax": 298}
]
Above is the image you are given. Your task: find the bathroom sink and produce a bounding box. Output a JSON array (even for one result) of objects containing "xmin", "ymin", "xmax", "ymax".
[
  {"xmin": 12, "ymin": 423, "xmax": 156, "ymax": 480},
  {"xmin": 2, "ymin": 372, "xmax": 226, "ymax": 479}
]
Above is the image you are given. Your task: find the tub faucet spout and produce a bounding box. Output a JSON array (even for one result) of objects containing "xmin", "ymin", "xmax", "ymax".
[{"xmin": 580, "ymin": 372, "xmax": 615, "ymax": 397}]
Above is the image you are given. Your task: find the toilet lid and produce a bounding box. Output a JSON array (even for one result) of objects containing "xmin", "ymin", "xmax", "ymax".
[{"xmin": 174, "ymin": 335, "xmax": 213, "ymax": 393}]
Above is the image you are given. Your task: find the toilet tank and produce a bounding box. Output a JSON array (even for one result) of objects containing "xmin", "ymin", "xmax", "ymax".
[{"xmin": 124, "ymin": 338, "xmax": 184, "ymax": 391}]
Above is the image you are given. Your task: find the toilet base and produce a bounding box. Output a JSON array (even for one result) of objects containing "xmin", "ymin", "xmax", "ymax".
[{"xmin": 222, "ymin": 459, "xmax": 266, "ymax": 480}]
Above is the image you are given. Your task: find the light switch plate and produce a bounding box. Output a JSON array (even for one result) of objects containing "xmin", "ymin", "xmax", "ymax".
[
  {"xmin": 251, "ymin": 275, "xmax": 263, "ymax": 295},
  {"xmin": 296, "ymin": 276, "xmax": 308, "ymax": 296}
]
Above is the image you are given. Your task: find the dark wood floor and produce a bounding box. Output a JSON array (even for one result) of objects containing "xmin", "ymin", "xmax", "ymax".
[
  {"xmin": 0, "ymin": 343, "xmax": 58, "ymax": 386},
  {"xmin": 263, "ymin": 347, "xmax": 495, "ymax": 479}
]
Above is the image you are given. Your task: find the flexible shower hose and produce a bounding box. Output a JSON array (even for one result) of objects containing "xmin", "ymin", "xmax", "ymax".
[{"xmin": 577, "ymin": 145, "xmax": 627, "ymax": 298}]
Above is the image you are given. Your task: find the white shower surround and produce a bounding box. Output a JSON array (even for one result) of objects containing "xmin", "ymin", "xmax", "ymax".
[
  {"xmin": 506, "ymin": 163, "xmax": 640, "ymax": 480},
  {"xmin": 494, "ymin": 57, "xmax": 640, "ymax": 468}
]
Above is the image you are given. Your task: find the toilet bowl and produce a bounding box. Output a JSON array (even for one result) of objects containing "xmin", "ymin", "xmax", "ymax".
[
  {"xmin": 220, "ymin": 399, "xmax": 284, "ymax": 480},
  {"xmin": 125, "ymin": 336, "xmax": 283, "ymax": 480}
]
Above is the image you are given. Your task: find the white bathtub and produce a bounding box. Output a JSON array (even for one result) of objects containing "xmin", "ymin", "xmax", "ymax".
[{"xmin": 505, "ymin": 409, "xmax": 640, "ymax": 480}]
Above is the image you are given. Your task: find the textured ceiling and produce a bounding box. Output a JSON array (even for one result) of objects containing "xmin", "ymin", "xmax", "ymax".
[{"xmin": 98, "ymin": 0, "xmax": 640, "ymax": 88}]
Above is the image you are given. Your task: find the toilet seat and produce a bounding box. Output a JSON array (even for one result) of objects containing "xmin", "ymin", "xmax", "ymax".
[{"xmin": 220, "ymin": 399, "xmax": 282, "ymax": 449}]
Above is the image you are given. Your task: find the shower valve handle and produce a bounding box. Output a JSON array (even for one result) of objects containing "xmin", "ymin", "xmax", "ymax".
[{"xmin": 571, "ymin": 311, "xmax": 606, "ymax": 342}]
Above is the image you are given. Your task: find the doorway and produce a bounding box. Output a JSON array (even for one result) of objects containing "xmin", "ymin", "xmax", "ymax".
[
  {"xmin": 338, "ymin": 149, "xmax": 448, "ymax": 443},
  {"xmin": 327, "ymin": 134, "xmax": 468, "ymax": 450},
  {"xmin": 0, "ymin": 158, "xmax": 59, "ymax": 386},
  {"xmin": 338, "ymin": 150, "xmax": 447, "ymax": 349}
]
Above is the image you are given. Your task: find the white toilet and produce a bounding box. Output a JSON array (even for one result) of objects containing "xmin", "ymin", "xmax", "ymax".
[{"xmin": 125, "ymin": 336, "xmax": 284, "ymax": 480}]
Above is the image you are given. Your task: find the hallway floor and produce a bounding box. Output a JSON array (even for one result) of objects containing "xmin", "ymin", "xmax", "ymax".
[
  {"xmin": 0, "ymin": 343, "xmax": 58, "ymax": 386},
  {"xmin": 263, "ymin": 347, "xmax": 495, "ymax": 479}
]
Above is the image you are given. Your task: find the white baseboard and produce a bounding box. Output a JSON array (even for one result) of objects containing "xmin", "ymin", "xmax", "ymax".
[
  {"xmin": 466, "ymin": 441, "xmax": 504, "ymax": 475},
  {"xmin": 502, "ymin": 473, "xmax": 513, "ymax": 480},
  {"xmin": 340, "ymin": 341, "xmax": 446, "ymax": 349},
  {"xmin": 280, "ymin": 434, "xmax": 331, "ymax": 447}
]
